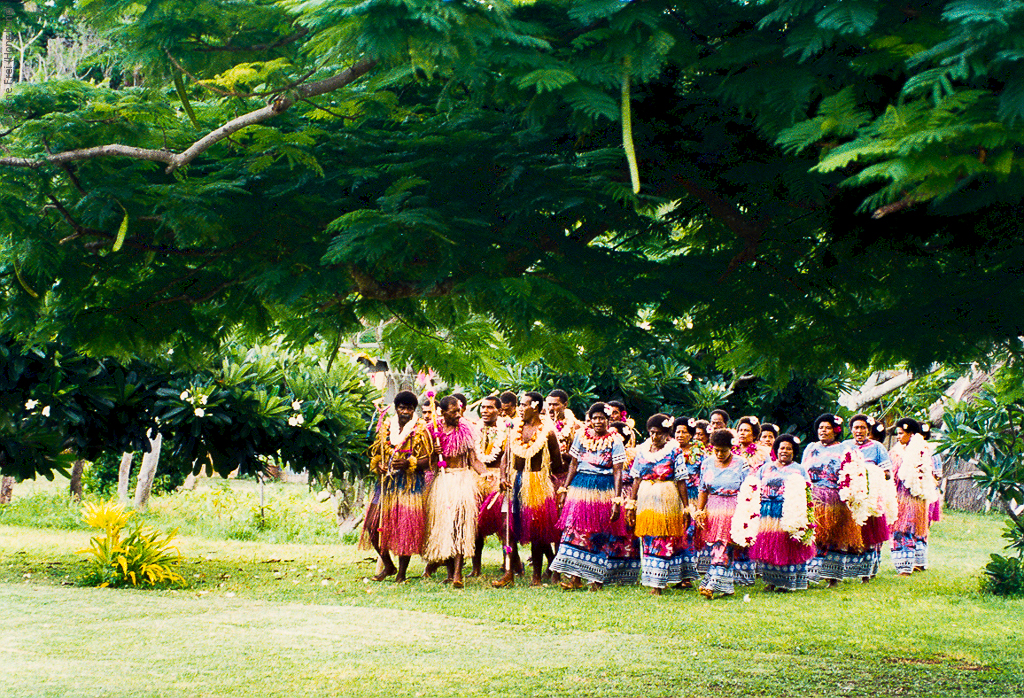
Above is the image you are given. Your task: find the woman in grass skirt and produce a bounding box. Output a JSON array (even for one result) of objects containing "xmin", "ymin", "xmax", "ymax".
[
  {"xmin": 626, "ymin": 414, "xmax": 693, "ymax": 595},
  {"xmin": 842, "ymin": 414, "xmax": 896, "ymax": 582},
  {"xmin": 550, "ymin": 402, "xmax": 628, "ymax": 590},
  {"xmin": 742, "ymin": 434, "xmax": 816, "ymax": 592},
  {"xmin": 889, "ymin": 417, "xmax": 940, "ymax": 576},
  {"xmin": 802, "ymin": 413, "xmax": 866, "ymax": 586},
  {"xmin": 694, "ymin": 429, "xmax": 750, "ymax": 598}
]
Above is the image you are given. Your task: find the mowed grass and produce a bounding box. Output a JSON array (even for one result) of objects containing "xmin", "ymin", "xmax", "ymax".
[{"xmin": 1, "ymin": 479, "xmax": 1022, "ymax": 697}]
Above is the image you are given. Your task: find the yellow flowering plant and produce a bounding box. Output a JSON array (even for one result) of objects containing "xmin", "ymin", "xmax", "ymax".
[{"xmin": 78, "ymin": 502, "xmax": 185, "ymax": 588}]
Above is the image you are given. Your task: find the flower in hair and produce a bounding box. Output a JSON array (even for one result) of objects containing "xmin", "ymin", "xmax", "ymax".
[
  {"xmin": 867, "ymin": 417, "xmax": 875, "ymax": 425},
  {"xmin": 688, "ymin": 418, "xmax": 696, "ymax": 427},
  {"xmin": 662, "ymin": 418, "xmax": 673, "ymax": 429},
  {"xmin": 623, "ymin": 426, "xmax": 632, "ymax": 436},
  {"xmin": 749, "ymin": 416, "xmax": 759, "ymax": 424},
  {"xmin": 604, "ymin": 406, "xmax": 614, "ymax": 416},
  {"xmin": 793, "ymin": 436, "xmax": 801, "ymax": 444},
  {"xmin": 834, "ymin": 416, "xmax": 843, "ymax": 425}
]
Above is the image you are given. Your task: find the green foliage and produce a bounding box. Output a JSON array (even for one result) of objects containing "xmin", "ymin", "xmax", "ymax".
[
  {"xmin": 78, "ymin": 501, "xmax": 184, "ymax": 587},
  {"xmin": 983, "ymin": 553, "xmax": 1024, "ymax": 596},
  {"xmin": 3, "ymin": 0, "xmax": 1024, "ymax": 397},
  {"xmin": 938, "ymin": 350, "xmax": 1024, "ymax": 595}
]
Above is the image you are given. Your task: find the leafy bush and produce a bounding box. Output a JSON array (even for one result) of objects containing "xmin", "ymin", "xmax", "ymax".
[
  {"xmin": 78, "ymin": 501, "xmax": 184, "ymax": 588},
  {"xmin": 984, "ymin": 554, "xmax": 1024, "ymax": 597}
]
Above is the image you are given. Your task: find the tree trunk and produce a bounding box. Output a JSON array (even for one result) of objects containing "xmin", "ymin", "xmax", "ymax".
[
  {"xmin": 68, "ymin": 459, "xmax": 85, "ymax": 501},
  {"xmin": 117, "ymin": 452, "xmax": 133, "ymax": 504},
  {"xmin": 0, "ymin": 476, "xmax": 13, "ymax": 505},
  {"xmin": 133, "ymin": 433, "xmax": 162, "ymax": 511}
]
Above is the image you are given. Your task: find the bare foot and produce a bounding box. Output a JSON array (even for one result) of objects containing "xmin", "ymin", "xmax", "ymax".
[
  {"xmin": 826, "ymin": 579, "xmax": 839, "ymax": 588},
  {"xmin": 491, "ymin": 571, "xmax": 515, "ymax": 588},
  {"xmin": 699, "ymin": 588, "xmax": 714, "ymax": 599},
  {"xmin": 589, "ymin": 581, "xmax": 602, "ymax": 592},
  {"xmin": 452, "ymin": 578, "xmax": 464, "ymax": 589},
  {"xmin": 468, "ymin": 567, "xmax": 482, "ymax": 578},
  {"xmin": 650, "ymin": 587, "xmax": 662, "ymax": 596},
  {"xmin": 530, "ymin": 575, "xmax": 543, "ymax": 587},
  {"xmin": 372, "ymin": 566, "xmax": 397, "ymax": 582},
  {"xmin": 394, "ymin": 572, "xmax": 407, "ymax": 584}
]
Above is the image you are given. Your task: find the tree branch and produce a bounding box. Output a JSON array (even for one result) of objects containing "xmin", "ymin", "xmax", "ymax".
[{"xmin": 0, "ymin": 59, "xmax": 378, "ymax": 174}]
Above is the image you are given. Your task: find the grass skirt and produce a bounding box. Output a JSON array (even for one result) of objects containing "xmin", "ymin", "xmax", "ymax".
[
  {"xmin": 358, "ymin": 470, "xmax": 426, "ymax": 557},
  {"xmin": 812, "ymin": 487, "xmax": 864, "ymax": 551},
  {"xmin": 558, "ymin": 472, "xmax": 627, "ymax": 536},
  {"xmin": 749, "ymin": 497, "xmax": 815, "ymax": 567},
  {"xmin": 476, "ymin": 467, "xmax": 505, "ymax": 540},
  {"xmin": 894, "ymin": 486, "xmax": 929, "ymax": 539},
  {"xmin": 512, "ymin": 469, "xmax": 559, "ymax": 545},
  {"xmin": 635, "ymin": 480, "xmax": 687, "ymax": 537},
  {"xmin": 424, "ymin": 468, "xmax": 480, "ymax": 561}
]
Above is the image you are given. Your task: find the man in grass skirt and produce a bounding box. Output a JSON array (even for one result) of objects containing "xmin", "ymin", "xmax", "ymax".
[{"xmin": 360, "ymin": 390, "xmax": 435, "ymax": 583}]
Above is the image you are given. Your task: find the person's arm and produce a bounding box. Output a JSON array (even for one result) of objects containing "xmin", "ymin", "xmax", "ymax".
[{"xmin": 558, "ymin": 458, "xmax": 578, "ymax": 507}]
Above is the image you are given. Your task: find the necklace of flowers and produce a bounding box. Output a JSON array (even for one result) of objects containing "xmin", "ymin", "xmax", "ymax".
[
  {"xmin": 637, "ymin": 437, "xmax": 675, "ymax": 461},
  {"xmin": 895, "ymin": 434, "xmax": 940, "ymax": 502},
  {"xmin": 475, "ymin": 423, "xmax": 505, "ymax": 465},
  {"xmin": 578, "ymin": 426, "xmax": 618, "ymax": 452},
  {"xmin": 386, "ymin": 414, "xmax": 419, "ymax": 449},
  {"xmin": 837, "ymin": 448, "xmax": 871, "ymax": 525},
  {"xmin": 776, "ymin": 469, "xmax": 815, "ymax": 546},
  {"xmin": 508, "ymin": 417, "xmax": 552, "ymax": 460},
  {"xmin": 730, "ymin": 473, "xmax": 761, "ymax": 547}
]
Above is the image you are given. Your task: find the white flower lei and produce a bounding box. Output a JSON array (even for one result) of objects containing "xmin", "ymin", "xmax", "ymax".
[
  {"xmin": 864, "ymin": 461, "xmax": 888, "ymax": 518},
  {"xmin": 636, "ymin": 437, "xmax": 676, "ymax": 461},
  {"xmin": 475, "ymin": 423, "xmax": 507, "ymax": 465},
  {"xmin": 838, "ymin": 448, "xmax": 871, "ymax": 526},
  {"xmin": 730, "ymin": 472, "xmax": 761, "ymax": 547},
  {"xmin": 386, "ymin": 413, "xmax": 419, "ymax": 448},
  {"xmin": 778, "ymin": 472, "xmax": 814, "ymax": 545},
  {"xmin": 894, "ymin": 433, "xmax": 940, "ymax": 503}
]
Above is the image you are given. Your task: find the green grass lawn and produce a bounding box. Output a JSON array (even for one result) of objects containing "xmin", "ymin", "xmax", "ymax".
[{"xmin": 1, "ymin": 480, "xmax": 1022, "ymax": 697}]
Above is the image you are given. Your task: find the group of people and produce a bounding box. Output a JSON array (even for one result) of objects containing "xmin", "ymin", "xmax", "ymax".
[{"xmin": 360, "ymin": 389, "xmax": 942, "ymax": 597}]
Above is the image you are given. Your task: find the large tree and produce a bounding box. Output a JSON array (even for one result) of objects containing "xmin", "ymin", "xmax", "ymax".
[{"xmin": 1, "ymin": 0, "xmax": 1022, "ymax": 379}]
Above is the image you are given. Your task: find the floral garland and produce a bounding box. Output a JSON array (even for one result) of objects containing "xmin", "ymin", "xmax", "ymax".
[
  {"xmin": 475, "ymin": 423, "xmax": 507, "ymax": 465},
  {"xmin": 779, "ymin": 473, "xmax": 816, "ymax": 546},
  {"xmin": 578, "ymin": 426, "xmax": 620, "ymax": 452},
  {"xmin": 386, "ymin": 413, "xmax": 418, "ymax": 448},
  {"xmin": 863, "ymin": 461, "xmax": 888, "ymax": 518},
  {"xmin": 507, "ymin": 417, "xmax": 554, "ymax": 460},
  {"xmin": 895, "ymin": 433, "xmax": 940, "ymax": 503},
  {"xmin": 837, "ymin": 448, "xmax": 871, "ymax": 525},
  {"xmin": 636, "ymin": 437, "xmax": 676, "ymax": 461},
  {"xmin": 730, "ymin": 473, "xmax": 761, "ymax": 547}
]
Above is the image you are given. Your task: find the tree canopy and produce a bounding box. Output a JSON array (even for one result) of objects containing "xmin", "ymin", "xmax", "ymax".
[{"xmin": 1, "ymin": 0, "xmax": 1023, "ymax": 380}]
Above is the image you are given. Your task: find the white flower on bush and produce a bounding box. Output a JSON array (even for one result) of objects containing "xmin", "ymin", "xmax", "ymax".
[
  {"xmin": 288, "ymin": 414, "xmax": 305, "ymax": 427},
  {"xmin": 180, "ymin": 390, "xmax": 190, "ymax": 401},
  {"xmin": 194, "ymin": 408, "xmax": 205, "ymax": 418},
  {"xmin": 199, "ymin": 394, "xmax": 208, "ymax": 405},
  {"xmin": 25, "ymin": 399, "xmax": 38, "ymax": 410},
  {"xmin": 41, "ymin": 405, "xmax": 51, "ymax": 417},
  {"xmin": 292, "ymin": 400, "xmax": 302, "ymax": 411}
]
